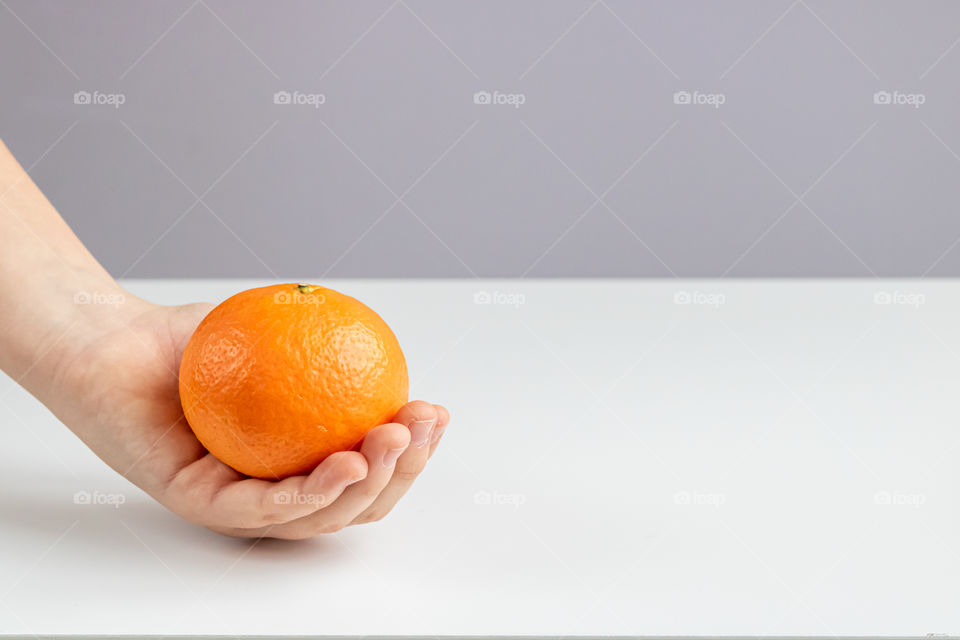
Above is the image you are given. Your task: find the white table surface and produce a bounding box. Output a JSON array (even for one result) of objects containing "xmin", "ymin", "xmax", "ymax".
[{"xmin": 1, "ymin": 278, "xmax": 958, "ymax": 637}]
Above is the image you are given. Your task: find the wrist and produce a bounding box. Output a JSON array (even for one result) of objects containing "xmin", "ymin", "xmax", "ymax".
[{"xmin": 2, "ymin": 273, "xmax": 154, "ymax": 397}]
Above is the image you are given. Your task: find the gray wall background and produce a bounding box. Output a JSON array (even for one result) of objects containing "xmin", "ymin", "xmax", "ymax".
[{"xmin": 2, "ymin": 1, "xmax": 959, "ymax": 278}]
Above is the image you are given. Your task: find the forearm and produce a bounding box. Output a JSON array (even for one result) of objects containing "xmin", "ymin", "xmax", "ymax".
[{"xmin": 0, "ymin": 139, "xmax": 144, "ymax": 391}]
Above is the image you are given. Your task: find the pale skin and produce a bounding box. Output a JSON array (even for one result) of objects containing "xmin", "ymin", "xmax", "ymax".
[{"xmin": 0, "ymin": 139, "xmax": 449, "ymax": 539}]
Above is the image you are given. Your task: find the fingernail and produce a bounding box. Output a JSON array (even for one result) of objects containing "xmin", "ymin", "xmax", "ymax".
[
  {"xmin": 430, "ymin": 425, "xmax": 445, "ymax": 445},
  {"xmin": 410, "ymin": 418, "xmax": 436, "ymax": 447},
  {"xmin": 382, "ymin": 446, "xmax": 406, "ymax": 467}
]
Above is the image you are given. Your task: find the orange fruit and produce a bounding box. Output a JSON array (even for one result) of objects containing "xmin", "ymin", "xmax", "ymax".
[{"xmin": 178, "ymin": 284, "xmax": 408, "ymax": 479}]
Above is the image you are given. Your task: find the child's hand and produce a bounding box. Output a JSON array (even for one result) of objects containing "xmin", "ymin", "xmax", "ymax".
[
  {"xmin": 51, "ymin": 300, "xmax": 449, "ymax": 539},
  {"xmin": 0, "ymin": 140, "xmax": 448, "ymax": 538}
]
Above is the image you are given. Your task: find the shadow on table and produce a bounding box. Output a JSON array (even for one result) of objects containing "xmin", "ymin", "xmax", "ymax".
[{"xmin": 0, "ymin": 482, "xmax": 344, "ymax": 560}]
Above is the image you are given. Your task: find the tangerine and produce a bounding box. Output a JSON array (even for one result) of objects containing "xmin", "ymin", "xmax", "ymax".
[{"xmin": 178, "ymin": 283, "xmax": 408, "ymax": 479}]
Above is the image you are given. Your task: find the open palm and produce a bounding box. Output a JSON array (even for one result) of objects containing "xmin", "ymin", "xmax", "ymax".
[{"xmin": 53, "ymin": 301, "xmax": 448, "ymax": 539}]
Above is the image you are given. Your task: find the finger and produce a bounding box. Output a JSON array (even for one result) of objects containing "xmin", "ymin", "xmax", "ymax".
[
  {"xmin": 435, "ymin": 404, "xmax": 450, "ymax": 429},
  {"xmin": 394, "ymin": 400, "xmax": 440, "ymax": 448},
  {"xmin": 428, "ymin": 404, "xmax": 449, "ymax": 457},
  {"xmin": 351, "ymin": 401, "xmax": 439, "ymax": 525},
  {"xmin": 248, "ymin": 422, "xmax": 410, "ymax": 538},
  {"xmin": 428, "ymin": 426, "xmax": 446, "ymax": 458},
  {"xmin": 166, "ymin": 450, "xmax": 368, "ymax": 529}
]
